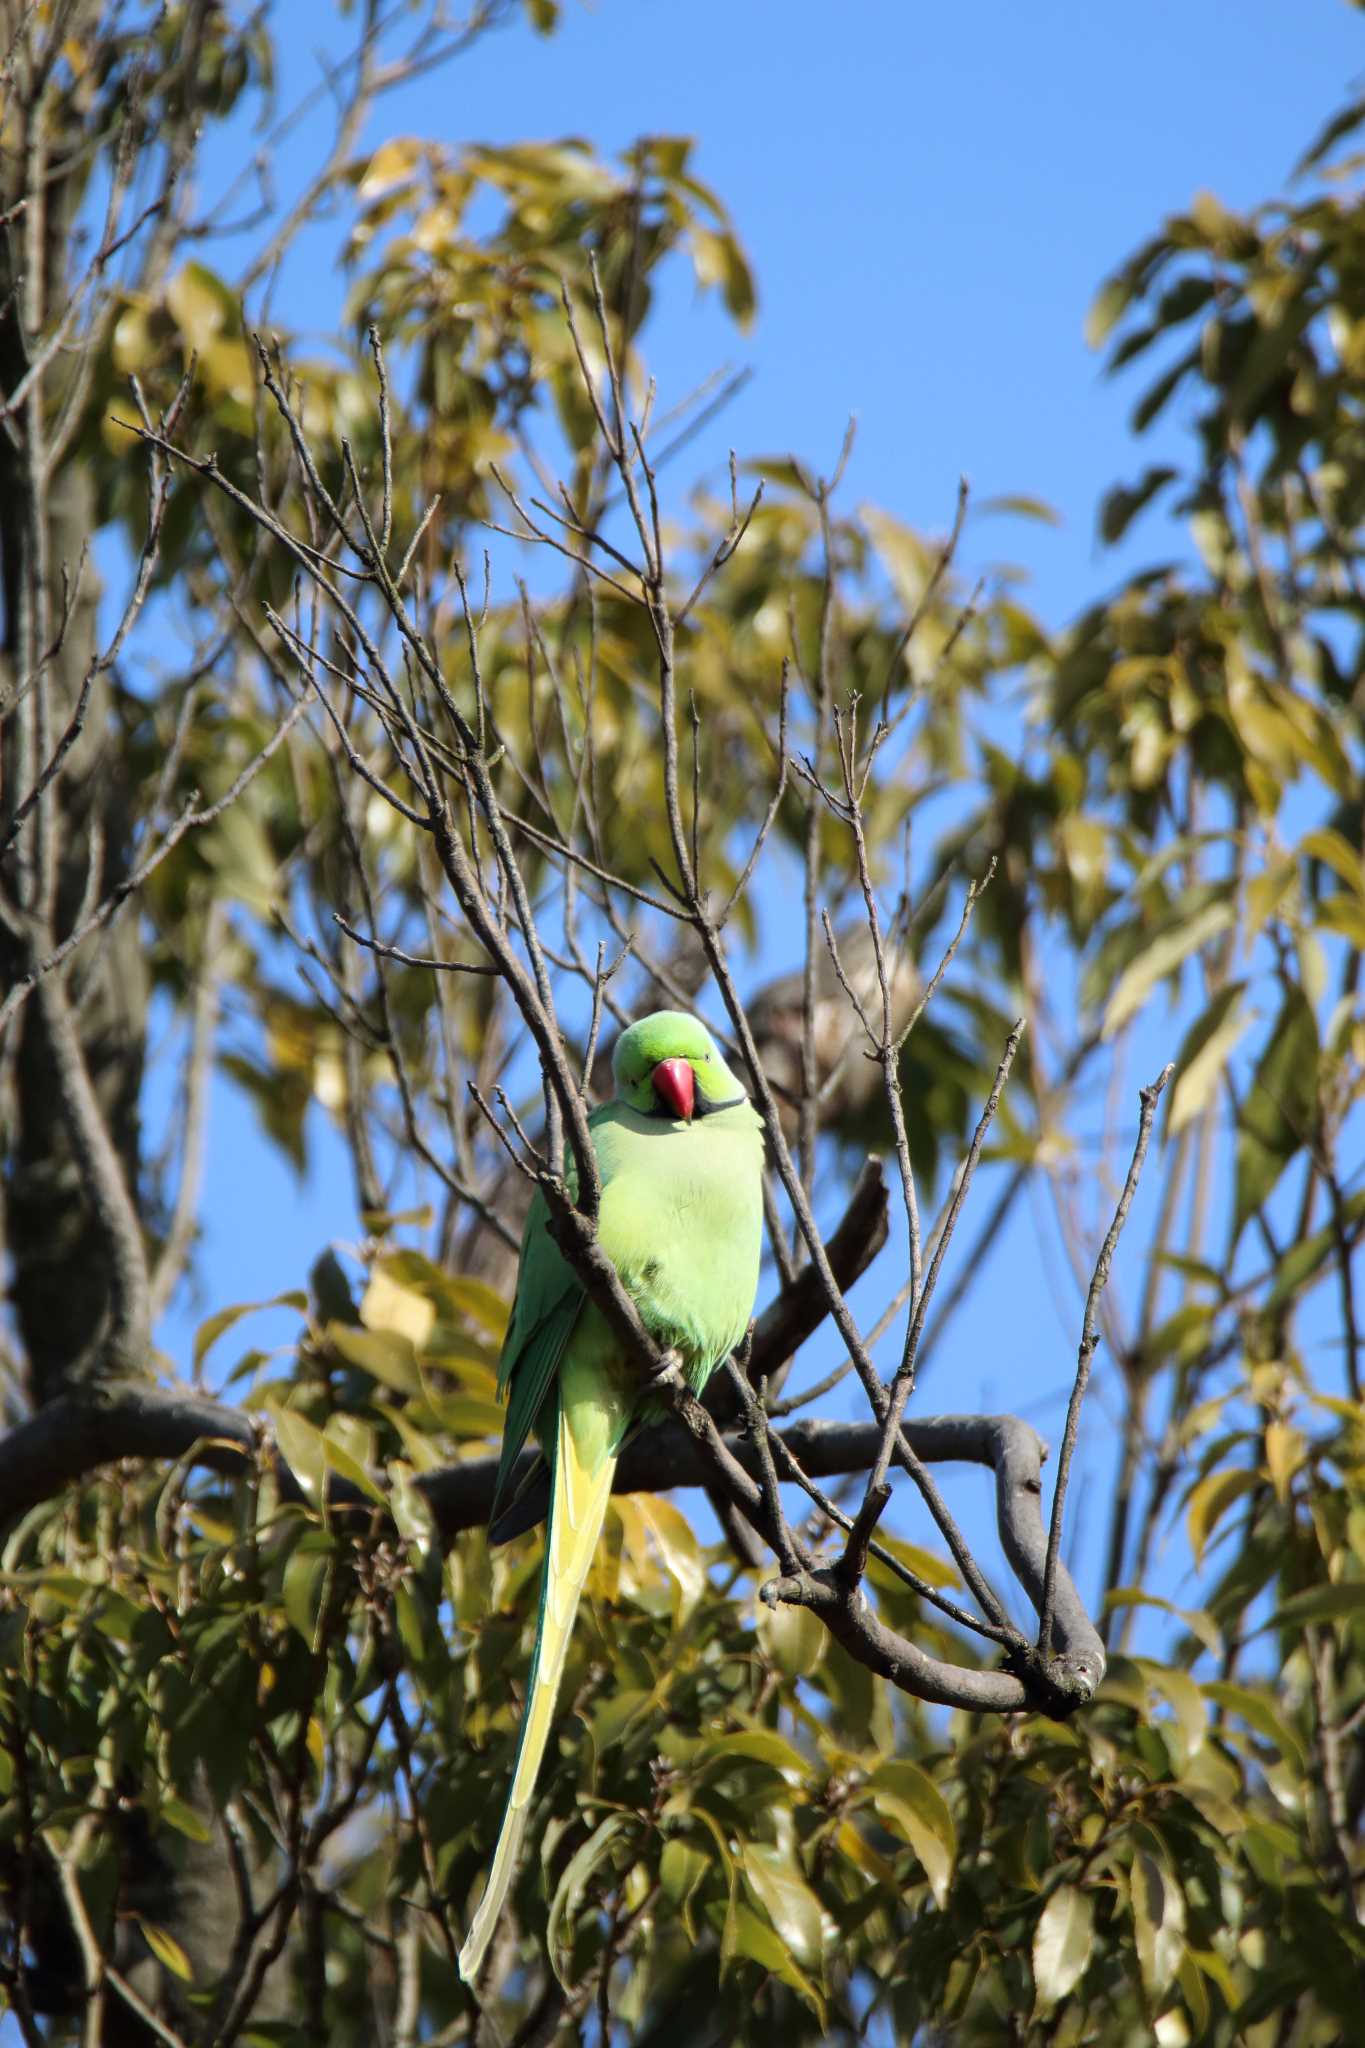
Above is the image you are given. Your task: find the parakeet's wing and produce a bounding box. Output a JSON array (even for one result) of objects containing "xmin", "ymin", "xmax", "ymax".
[
  {"xmin": 487, "ymin": 1098, "xmax": 611, "ymax": 1529},
  {"xmin": 488, "ymin": 1192, "xmax": 584, "ymax": 1529}
]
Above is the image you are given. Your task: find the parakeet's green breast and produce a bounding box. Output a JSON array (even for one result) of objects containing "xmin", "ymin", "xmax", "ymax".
[{"xmin": 592, "ymin": 1096, "xmax": 765, "ymax": 1387}]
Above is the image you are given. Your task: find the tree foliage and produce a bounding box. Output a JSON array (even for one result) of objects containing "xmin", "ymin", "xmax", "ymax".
[{"xmin": 0, "ymin": 5, "xmax": 1362, "ymax": 2044}]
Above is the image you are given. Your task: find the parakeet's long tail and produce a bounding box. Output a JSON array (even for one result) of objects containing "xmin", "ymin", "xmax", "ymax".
[{"xmin": 457, "ymin": 1395, "xmax": 618, "ymax": 1982}]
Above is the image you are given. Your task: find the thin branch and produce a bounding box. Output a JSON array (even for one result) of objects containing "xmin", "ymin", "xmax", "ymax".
[
  {"xmin": 148, "ymin": 900, "xmax": 225, "ymax": 1323},
  {"xmin": 0, "ymin": 696, "xmax": 312, "ymax": 1034},
  {"xmin": 869, "ymin": 1019, "xmax": 1024, "ymax": 1500},
  {"xmin": 1039, "ymin": 1063, "xmax": 1172, "ymax": 1657},
  {"xmin": 333, "ymin": 911, "xmax": 499, "ymax": 975}
]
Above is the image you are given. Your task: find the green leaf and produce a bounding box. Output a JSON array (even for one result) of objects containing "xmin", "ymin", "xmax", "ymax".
[
  {"xmin": 741, "ymin": 1841, "xmax": 824, "ymax": 1968},
  {"xmin": 1167, "ymin": 983, "xmax": 1251, "ymax": 1135},
  {"xmin": 421, "ymin": 1393, "xmax": 506, "ymax": 1438},
  {"xmin": 1266, "ymin": 1188, "xmax": 1365, "ymax": 1307},
  {"xmin": 1232, "ymin": 988, "xmax": 1318, "ymax": 1242},
  {"xmin": 322, "ymin": 1427, "xmax": 386, "ymax": 1508},
  {"xmin": 359, "ymin": 1268, "xmax": 436, "ymax": 1348},
  {"xmin": 1270, "ymin": 1581, "xmax": 1365, "ymax": 1628},
  {"xmin": 660, "ymin": 1836, "xmax": 710, "ymax": 1939},
  {"xmin": 868, "ymin": 1759, "xmax": 956, "ymax": 1907},
  {"xmin": 267, "ymin": 1401, "xmax": 327, "ymax": 1503},
  {"xmin": 195, "ymin": 1292, "xmax": 307, "ymax": 1374},
  {"xmin": 1318, "ymin": 892, "xmax": 1365, "ymax": 948},
  {"xmin": 203, "ymin": 802, "xmax": 282, "ymax": 916},
  {"xmin": 1294, "ymin": 93, "xmax": 1365, "ymax": 175},
  {"xmin": 1185, "ymin": 1467, "xmax": 1259, "ymax": 1567},
  {"xmin": 629, "ymin": 1494, "xmax": 705, "ymax": 1623},
  {"xmin": 1104, "ymin": 1587, "xmax": 1223, "ymax": 1658},
  {"xmin": 546, "ymin": 1813, "xmax": 628, "ymax": 1983},
  {"xmin": 1032, "ymin": 1884, "xmax": 1093, "ymax": 2014},
  {"xmin": 159, "ymin": 1797, "xmax": 212, "ymax": 1844},
  {"xmin": 723, "ymin": 1900, "xmax": 825, "ymax": 2020},
  {"xmin": 1087, "ymin": 273, "xmax": 1135, "ymax": 349},
  {"xmin": 688, "ymin": 225, "xmax": 755, "ymax": 328},
  {"xmin": 1226, "ymin": 296, "xmax": 1314, "ymax": 421},
  {"xmin": 1140, "ymin": 1660, "xmax": 1209, "ymax": 1760},
  {"xmin": 1203, "ymin": 1680, "xmax": 1307, "ymax": 1772},
  {"xmin": 1279, "ymin": 1888, "xmax": 1365, "ymax": 2024},
  {"xmin": 166, "ymin": 261, "xmax": 234, "ymax": 351},
  {"xmin": 588, "ymin": 1687, "xmax": 653, "ymax": 1754},
  {"xmin": 1102, "ymin": 897, "xmax": 1235, "ymax": 1038},
  {"xmin": 356, "ymin": 137, "xmax": 423, "ymax": 202},
  {"xmin": 282, "ymin": 1544, "xmax": 331, "ymax": 1647},
  {"xmin": 698, "ymin": 1729, "xmax": 810, "ymax": 1782},
  {"xmin": 1098, "ymin": 465, "xmax": 1177, "ymax": 544},
  {"xmin": 325, "ymin": 1322, "xmax": 422, "ymax": 1396},
  {"xmin": 443, "ymin": 1276, "xmax": 510, "ymax": 1340},
  {"xmin": 1301, "ymin": 825, "xmax": 1365, "ymax": 899},
  {"xmin": 976, "ymin": 493, "xmax": 1062, "ymax": 526},
  {"xmin": 1132, "ymin": 343, "xmax": 1201, "ymax": 431},
  {"xmin": 741, "ymin": 455, "xmax": 813, "ymax": 492},
  {"xmin": 1130, "ymin": 1849, "xmax": 1185, "ymax": 1999},
  {"xmin": 756, "ymin": 1599, "xmax": 827, "ymax": 1679}
]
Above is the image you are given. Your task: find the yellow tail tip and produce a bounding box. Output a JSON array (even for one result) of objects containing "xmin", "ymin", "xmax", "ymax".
[{"xmin": 458, "ymin": 1399, "xmax": 620, "ymax": 1979}]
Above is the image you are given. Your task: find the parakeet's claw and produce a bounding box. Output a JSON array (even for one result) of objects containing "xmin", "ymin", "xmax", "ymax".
[{"xmin": 644, "ymin": 1344, "xmax": 687, "ymax": 1392}]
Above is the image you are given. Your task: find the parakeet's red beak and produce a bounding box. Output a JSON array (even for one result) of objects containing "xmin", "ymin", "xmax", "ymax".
[{"xmin": 652, "ymin": 1057, "xmax": 695, "ymax": 1122}]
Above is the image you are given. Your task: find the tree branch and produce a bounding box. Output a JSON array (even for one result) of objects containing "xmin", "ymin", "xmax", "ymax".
[{"xmin": 0, "ymin": 1387, "xmax": 1103, "ymax": 1717}]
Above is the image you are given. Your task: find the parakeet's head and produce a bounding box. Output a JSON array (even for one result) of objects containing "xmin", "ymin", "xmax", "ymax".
[{"xmin": 611, "ymin": 1010, "xmax": 749, "ymax": 1124}]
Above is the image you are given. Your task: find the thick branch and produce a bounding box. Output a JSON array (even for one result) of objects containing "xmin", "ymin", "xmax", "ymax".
[
  {"xmin": 31, "ymin": 969, "xmax": 151, "ymax": 1378},
  {"xmin": 0, "ymin": 1389, "xmax": 1103, "ymax": 1715}
]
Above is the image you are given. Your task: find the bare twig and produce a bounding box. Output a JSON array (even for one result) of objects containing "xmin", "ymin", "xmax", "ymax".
[{"xmin": 1039, "ymin": 1064, "xmax": 1172, "ymax": 1657}]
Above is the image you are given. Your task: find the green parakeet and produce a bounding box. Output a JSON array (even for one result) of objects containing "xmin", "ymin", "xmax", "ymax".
[{"xmin": 457, "ymin": 1011, "xmax": 764, "ymax": 1981}]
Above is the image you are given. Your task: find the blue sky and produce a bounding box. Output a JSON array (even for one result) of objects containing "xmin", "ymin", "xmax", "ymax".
[
  {"xmin": 238, "ymin": 0, "xmax": 1363, "ymax": 622},
  {"xmin": 149, "ymin": 0, "xmax": 1364, "ymax": 1633}
]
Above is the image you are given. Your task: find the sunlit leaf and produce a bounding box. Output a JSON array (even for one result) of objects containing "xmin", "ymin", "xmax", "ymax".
[
  {"xmin": 1131, "ymin": 1849, "xmax": 1186, "ymax": 1999},
  {"xmin": 1104, "ymin": 1587, "xmax": 1223, "ymax": 1658},
  {"xmin": 360, "ymin": 1269, "xmax": 436, "ymax": 1350},
  {"xmin": 869, "ymin": 1759, "xmax": 955, "ymax": 1907},
  {"xmin": 1033, "ymin": 1883, "xmax": 1093, "ymax": 2013},
  {"xmin": 1166, "ymin": 983, "xmax": 1251, "ymax": 1135},
  {"xmin": 267, "ymin": 1401, "xmax": 327, "ymax": 1503},
  {"xmin": 1102, "ymin": 898, "xmax": 1235, "ymax": 1038},
  {"xmin": 723, "ymin": 1900, "xmax": 825, "ymax": 2020},
  {"xmin": 741, "ymin": 1840, "xmax": 824, "ymax": 1968}
]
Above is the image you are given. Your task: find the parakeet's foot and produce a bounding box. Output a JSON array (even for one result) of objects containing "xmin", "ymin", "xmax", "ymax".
[{"xmin": 643, "ymin": 1344, "xmax": 687, "ymax": 1392}]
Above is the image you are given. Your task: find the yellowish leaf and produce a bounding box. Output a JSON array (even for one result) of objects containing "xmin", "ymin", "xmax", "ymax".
[
  {"xmin": 358, "ymin": 137, "xmax": 423, "ymax": 201},
  {"xmin": 138, "ymin": 1920, "xmax": 193, "ymax": 1982},
  {"xmin": 1263, "ymin": 1419, "xmax": 1306, "ymax": 1503},
  {"xmin": 1185, "ymin": 1467, "xmax": 1259, "ymax": 1567},
  {"xmin": 361, "ymin": 1269, "xmax": 436, "ymax": 1350}
]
